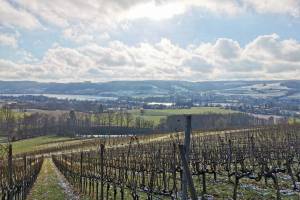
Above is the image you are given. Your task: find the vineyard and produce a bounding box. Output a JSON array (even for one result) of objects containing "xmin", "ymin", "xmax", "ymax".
[
  {"xmin": 0, "ymin": 144, "xmax": 43, "ymax": 200},
  {"xmin": 0, "ymin": 124, "xmax": 299, "ymax": 199},
  {"xmin": 50, "ymin": 124, "xmax": 300, "ymax": 200}
]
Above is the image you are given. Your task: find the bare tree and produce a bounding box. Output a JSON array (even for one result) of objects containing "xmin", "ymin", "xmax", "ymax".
[
  {"xmin": 115, "ymin": 111, "xmax": 125, "ymax": 127},
  {"xmin": 0, "ymin": 106, "xmax": 15, "ymax": 141},
  {"xmin": 107, "ymin": 111, "xmax": 114, "ymax": 127},
  {"xmin": 101, "ymin": 113, "xmax": 107, "ymax": 126},
  {"xmin": 125, "ymin": 111, "xmax": 133, "ymax": 127},
  {"xmin": 119, "ymin": 110, "xmax": 124, "ymax": 127},
  {"xmin": 95, "ymin": 113, "xmax": 101, "ymax": 126},
  {"xmin": 68, "ymin": 110, "xmax": 77, "ymax": 136}
]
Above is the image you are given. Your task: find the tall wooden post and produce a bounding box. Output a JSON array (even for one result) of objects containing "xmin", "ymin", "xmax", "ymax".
[
  {"xmin": 184, "ymin": 115, "xmax": 192, "ymax": 157},
  {"xmin": 80, "ymin": 152, "xmax": 83, "ymax": 192},
  {"xmin": 100, "ymin": 144, "xmax": 104, "ymax": 200},
  {"xmin": 182, "ymin": 115, "xmax": 192, "ymax": 200},
  {"xmin": 23, "ymin": 154, "xmax": 27, "ymax": 199},
  {"xmin": 8, "ymin": 144, "xmax": 13, "ymax": 200},
  {"xmin": 179, "ymin": 145, "xmax": 197, "ymax": 200}
]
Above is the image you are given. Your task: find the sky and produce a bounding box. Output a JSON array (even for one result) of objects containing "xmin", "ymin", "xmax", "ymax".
[{"xmin": 0, "ymin": 0, "xmax": 300, "ymax": 82}]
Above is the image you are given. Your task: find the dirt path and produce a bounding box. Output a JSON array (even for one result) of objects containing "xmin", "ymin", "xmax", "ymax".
[{"xmin": 27, "ymin": 158, "xmax": 84, "ymax": 200}]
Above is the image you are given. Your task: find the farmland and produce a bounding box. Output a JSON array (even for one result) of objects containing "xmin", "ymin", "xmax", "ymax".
[
  {"xmin": 24, "ymin": 106, "xmax": 235, "ymax": 126},
  {"xmin": 130, "ymin": 107, "xmax": 236, "ymax": 125},
  {"xmin": 1, "ymin": 124, "xmax": 300, "ymax": 200},
  {"xmin": 0, "ymin": 92, "xmax": 299, "ymax": 200},
  {"xmin": 51, "ymin": 125, "xmax": 300, "ymax": 200},
  {"xmin": 10, "ymin": 136, "xmax": 75, "ymax": 154}
]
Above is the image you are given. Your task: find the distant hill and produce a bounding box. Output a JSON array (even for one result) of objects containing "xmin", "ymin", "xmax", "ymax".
[{"xmin": 0, "ymin": 80, "xmax": 299, "ymax": 98}]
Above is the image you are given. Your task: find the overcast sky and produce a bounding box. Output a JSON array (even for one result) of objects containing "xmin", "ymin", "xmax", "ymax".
[{"xmin": 0, "ymin": 0, "xmax": 300, "ymax": 82}]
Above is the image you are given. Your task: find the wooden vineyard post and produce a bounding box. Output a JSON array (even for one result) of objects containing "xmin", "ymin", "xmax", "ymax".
[
  {"xmin": 179, "ymin": 145, "xmax": 197, "ymax": 200},
  {"xmin": 148, "ymin": 149, "xmax": 161, "ymax": 199},
  {"xmin": 172, "ymin": 142, "xmax": 177, "ymax": 198},
  {"xmin": 70, "ymin": 153, "xmax": 73, "ymax": 184},
  {"xmin": 7, "ymin": 144, "xmax": 13, "ymax": 200},
  {"xmin": 120, "ymin": 153, "xmax": 125, "ymax": 200},
  {"xmin": 100, "ymin": 144, "xmax": 104, "ymax": 200},
  {"xmin": 182, "ymin": 115, "xmax": 192, "ymax": 200},
  {"xmin": 23, "ymin": 154, "xmax": 27, "ymax": 199},
  {"xmin": 80, "ymin": 152, "xmax": 83, "ymax": 192}
]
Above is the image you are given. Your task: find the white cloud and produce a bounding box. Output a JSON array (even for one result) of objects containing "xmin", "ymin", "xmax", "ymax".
[
  {"xmin": 0, "ymin": 59, "xmax": 33, "ymax": 79},
  {"xmin": 244, "ymin": 34, "xmax": 300, "ymax": 63},
  {"xmin": 1, "ymin": 1, "xmax": 299, "ymax": 82},
  {"xmin": 0, "ymin": 33, "xmax": 18, "ymax": 48},
  {"xmin": 0, "ymin": 34, "xmax": 299, "ymax": 82},
  {"xmin": 6, "ymin": 0, "xmax": 298, "ymax": 43},
  {"xmin": 214, "ymin": 38, "xmax": 241, "ymax": 59},
  {"xmin": 0, "ymin": 0, "xmax": 40, "ymax": 29},
  {"xmin": 63, "ymin": 28, "xmax": 93, "ymax": 44},
  {"xmin": 13, "ymin": 0, "xmax": 242, "ymax": 31},
  {"xmin": 181, "ymin": 56, "xmax": 213, "ymax": 72},
  {"xmin": 244, "ymin": 0, "xmax": 300, "ymax": 17}
]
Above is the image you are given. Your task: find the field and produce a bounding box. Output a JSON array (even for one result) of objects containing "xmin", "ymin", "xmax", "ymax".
[
  {"xmin": 10, "ymin": 107, "xmax": 236, "ymax": 128},
  {"xmin": 287, "ymin": 117, "xmax": 300, "ymax": 125},
  {"xmin": 10, "ymin": 136, "xmax": 77, "ymax": 155},
  {"xmin": 2, "ymin": 121, "xmax": 300, "ymax": 200},
  {"xmin": 9, "ymin": 134, "xmax": 172, "ymax": 156},
  {"xmin": 130, "ymin": 106, "xmax": 236, "ymax": 125},
  {"xmin": 24, "ymin": 109, "xmax": 69, "ymax": 116},
  {"xmin": 1, "ymin": 125, "xmax": 300, "ymax": 200},
  {"xmin": 27, "ymin": 158, "xmax": 91, "ymax": 200},
  {"xmin": 27, "ymin": 158, "xmax": 68, "ymax": 200},
  {"xmin": 51, "ymin": 125, "xmax": 300, "ymax": 200}
]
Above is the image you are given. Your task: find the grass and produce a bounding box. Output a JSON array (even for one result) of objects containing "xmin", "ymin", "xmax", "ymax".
[
  {"xmin": 130, "ymin": 107, "xmax": 236, "ymax": 125},
  {"xmin": 24, "ymin": 109, "xmax": 69, "ymax": 117},
  {"xmin": 143, "ymin": 107, "xmax": 235, "ymax": 115},
  {"xmin": 136, "ymin": 115, "xmax": 165, "ymax": 125},
  {"xmin": 27, "ymin": 158, "xmax": 91, "ymax": 200},
  {"xmin": 27, "ymin": 158, "xmax": 67, "ymax": 200},
  {"xmin": 289, "ymin": 117, "xmax": 300, "ymax": 124},
  {"xmin": 12, "ymin": 106, "xmax": 235, "ymax": 128},
  {"xmin": 192, "ymin": 173, "xmax": 300, "ymax": 200},
  {"xmin": 11, "ymin": 136, "xmax": 75, "ymax": 155},
  {"xmin": 21, "ymin": 127, "xmax": 300, "ymax": 199},
  {"xmin": 9, "ymin": 134, "xmax": 168, "ymax": 155},
  {"xmin": 0, "ymin": 136, "xmax": 7, "ymax": 143},
  {"xmin": 6, "ymin": 129, "xmax": 235, "ymax": 156}
]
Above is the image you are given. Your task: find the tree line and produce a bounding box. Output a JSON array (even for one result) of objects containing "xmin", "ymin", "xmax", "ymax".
[
  {"xmin": 1, "ymin": 105, "xmax": 284, "ymax": 141},
  {"xmin": 0, "ymin": 106, "xmax": 155, "ymax": 141}
]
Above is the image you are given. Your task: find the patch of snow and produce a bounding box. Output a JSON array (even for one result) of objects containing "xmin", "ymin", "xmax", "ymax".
[
  {"xmin": 280, "ymin": 189, "xmax": 295, "ymax": 196},
  {"xmin": 198, "ymin": 194, "xmax": 214, "ymax": 200},
  {"xmin": 51, "ymin": 159, "xmax": 81, "ymax": 200}
]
